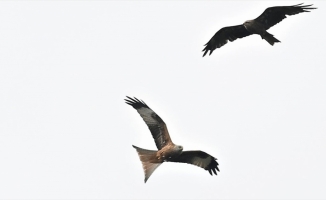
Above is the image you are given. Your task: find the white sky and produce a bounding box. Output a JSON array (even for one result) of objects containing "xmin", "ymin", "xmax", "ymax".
[{"xmin": 0, "ymin": 1, "xmax": 325, "ymax": 199}]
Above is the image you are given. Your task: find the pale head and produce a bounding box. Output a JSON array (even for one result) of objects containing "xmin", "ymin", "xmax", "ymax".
[
  {"xmin": 243, "ymin": 19, "xmax": 253, "ymax": 26},
  {"xmin": 174, "ymin": 145, "xmax": 183, "ymax": 154}
]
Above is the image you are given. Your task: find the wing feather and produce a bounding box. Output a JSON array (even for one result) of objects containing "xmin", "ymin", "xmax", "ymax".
[
  {"xmin": 202, "ymin": 25, "xmax": 252, "ymax": 57},
  {"xmin": 255, "ymin": 3, "xmax": 317, "ymax": 30},
  {"xmin": 125, "ymin": 96, "xmax": 172, "ymax": 150},
  {"xmin": 169, "ymin": 151, "xmax": 219, "ymax": 175}
]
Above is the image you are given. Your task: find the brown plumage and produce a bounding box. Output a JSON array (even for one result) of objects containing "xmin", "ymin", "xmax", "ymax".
[
  {"xmin": 125, "ymin": 96, "xmax": 219, "ymax": 183},
  {"xmin": 203, "ymin": 3, "xmax": 316, "ymax": 57}
]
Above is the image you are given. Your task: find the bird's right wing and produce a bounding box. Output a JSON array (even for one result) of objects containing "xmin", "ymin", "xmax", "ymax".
[
  {"xmin": 255, "ymin": 3, "xmax": 316, "ymax": 30},
  {"xmin": 170, "ymin": 150, "xmax": 219, "ymax": 175},
  {"xmin": 202, "ymin": 25, "xmax": 252, "ymax": 57}
]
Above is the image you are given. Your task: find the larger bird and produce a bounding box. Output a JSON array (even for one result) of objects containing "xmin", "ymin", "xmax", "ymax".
[
  {"xmin": 202, "ymin": 3, "xmax": 316, "ymax": 57},
  {"xmin": 125, "ymin": 96, "xmax": 219, "ymax": 183}
]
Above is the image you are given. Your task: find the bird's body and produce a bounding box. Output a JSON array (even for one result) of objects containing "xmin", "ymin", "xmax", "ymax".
[
  {"xmin": 202, "ymin": 3, "xmax": 316, "ymax": 56},
  {"xmin": 243, "ymin": 20, "xmax": 265, "ymax": 35},
  {"xmin": 151, "ymin": 143, "xmax": 183, "ymax": 162},
  {"xmin": 125, "ymin": 96, "xmax": 219, "ymax": 183},
  {"xmin": 243, "ymin": 19, "xmax": 280, "ymax": 45}
]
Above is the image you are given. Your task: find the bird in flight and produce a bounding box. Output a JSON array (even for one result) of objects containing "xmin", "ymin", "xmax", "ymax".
[
  {"xmin": 125, "ymin": 96, "xmax": 219, "ymax": 183},
  {"xmin": 202, "ymin": 3, "xmax": 316, "ymax": 57}
]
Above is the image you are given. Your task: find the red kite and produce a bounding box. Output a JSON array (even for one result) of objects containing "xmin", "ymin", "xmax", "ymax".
[
  {"xmin": 203, "ymin": 3, "xmax": 316, "ymax": 57},
  {"xmin": 125, "ymin": 96, "xmax": 219, "ymax": 183}
]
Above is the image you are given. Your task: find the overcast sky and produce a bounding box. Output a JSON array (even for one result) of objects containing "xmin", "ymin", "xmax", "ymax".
[{"xmin": 0, "ymin": 1, "xmax": 325, "ymax": 199}]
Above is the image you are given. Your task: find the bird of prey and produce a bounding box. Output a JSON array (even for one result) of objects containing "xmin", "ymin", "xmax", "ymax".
[
  {"xmin": 125, "ymin": 96, "xmax": 219, "ymax": 183},
  {"xmin": 202, "ymin": 3, "xmax": 316, "ymax": 57}
]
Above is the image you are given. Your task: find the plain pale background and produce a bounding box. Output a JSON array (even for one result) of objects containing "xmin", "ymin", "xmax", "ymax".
[{"xmin": 0, "ymin": 1, "xmax": 325, "ymax": 199}]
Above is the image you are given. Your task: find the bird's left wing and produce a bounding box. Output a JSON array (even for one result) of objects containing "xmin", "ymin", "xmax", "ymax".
[
  {"xmin": 255, "ymin": 3, "xmax": 316, "ymax": 30},
  {"xmin": 202, "ymin": 25, "xmax": 252, "ymax": 57},
  {"xmin": 125, "ymin": 96, "xmax": 173, "ymax": 150},
  {"xmin": 170, "ymin": 151, "xmax": 219, "ymax": 175}
]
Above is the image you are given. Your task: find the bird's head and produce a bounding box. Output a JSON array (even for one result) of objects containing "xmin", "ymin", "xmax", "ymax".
[
  {"xmin": 243, "ymin": 20, "xmax": 253, "ymax": 25},
  {"xmin": 174, "ymin": 145, "xmax": 183, "ymax": 153}
]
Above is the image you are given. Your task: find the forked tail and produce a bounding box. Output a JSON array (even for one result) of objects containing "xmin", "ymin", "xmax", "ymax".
[
  {"xmin": 132, "ymin": 145, "xmax": 162, "ymax": 183},
  {"xmin": 262, "ymin": 32, "xmax": 281, "ymax": 46}
]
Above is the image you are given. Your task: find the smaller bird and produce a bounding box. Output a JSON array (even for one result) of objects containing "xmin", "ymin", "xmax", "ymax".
[
  {"xmin": 125, "ymin": 96, "xmax": 219, "ymax": 183},
  {"xmin": 202, "ymin": 3, "xmax": 316, "ymax": 57}
]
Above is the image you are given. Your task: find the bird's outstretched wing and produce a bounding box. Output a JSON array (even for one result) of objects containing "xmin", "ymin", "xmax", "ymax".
[
  {"xmin": 125, "ymin": 96, "xmax": 172, "ymax": 150},
  {"xmin": 202, "ymin": 25, "xmax": 252, "ymax": 57},
  {"xmin": 169, "ymin": 151, "xmax": 219, "ymax": 175},
  {"xmin": 255, "ymin": 3, "xmax": 317, "ymax": 30}
]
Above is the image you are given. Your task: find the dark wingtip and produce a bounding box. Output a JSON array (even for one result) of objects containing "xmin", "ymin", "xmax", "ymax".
[
  {"xmin": 203, "ymin": 51, "xmax": 208, "ymax": 57},
  {"xmin": 125, "ymin": 96, "xmax": 136, "ymax": 106},
  {"xmin": 202, "ymin": 46, "xmax": 209, "ymax": 57},
  {"xmin": 294, "ymin": 3, "xmax": 303, "ymax": 6},
  {"xmin": 124, "ymin": 96, "xmax": 133, "ymax": 103},
  {"xmin": 207, "ymin": 157, "xmax": 219, "ymax": 176},
  {"xmin": 125, "ymin": 96, "xmax": 149, "ymax": 109},
  {"xmin": 202, "ymin": 49, "xmax": 213, "ymax": 57},
  {"xmin": 293, "ymin": 3, "xmax": 317, "ymax": 10}
]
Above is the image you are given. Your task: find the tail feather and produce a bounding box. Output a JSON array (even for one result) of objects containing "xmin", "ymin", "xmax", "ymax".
[
  {"xmin": 262, "ymin": 32, "xmax": 280, "ymax": 46},
  {"xmin": 132, "ymin": 145, "xmax": 162, "ymax": 183}
]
